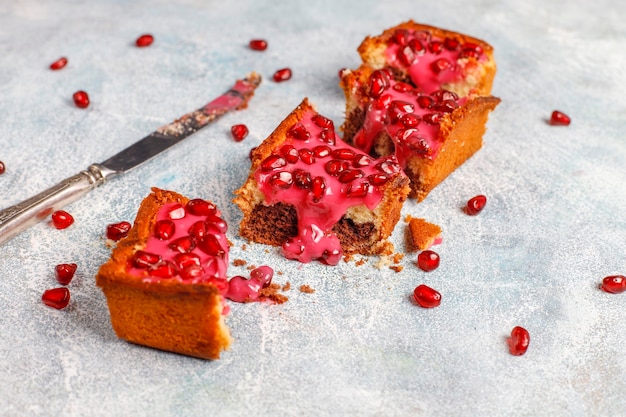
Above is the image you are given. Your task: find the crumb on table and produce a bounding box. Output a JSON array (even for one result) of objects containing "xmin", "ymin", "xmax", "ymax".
[{"xmin": 299, "ymin": 285, "xmax": 315, "ymax": 294}]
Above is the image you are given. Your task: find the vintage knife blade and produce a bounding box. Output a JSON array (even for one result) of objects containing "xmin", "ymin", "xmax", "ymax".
[{"xmin": 0, "ymin": 72, "xmax": 261, "ymax": 246}]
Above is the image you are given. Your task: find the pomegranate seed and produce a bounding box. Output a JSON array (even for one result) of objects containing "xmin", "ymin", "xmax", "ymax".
[
  {"xmin": 432, "ymin": 89, "xmax": 459, "ymax": 102},
  {"xmin": 106, "ymin": 221, "xmax": 131, "ymax": 241},
  {"xmin": 188, "ymin": 221, "xmax": 209, "ymax": 239},
  {"xmin": 392, "ymin": 29, "xmax": 410, "ymax": 46},
  {"xmin": 206, "ymin": 213, "xmax": 228, "ymax": 233},
  {"xmin": 312, "ymin": 145, "xmax": 332, "ymax": 158},
  {"xmin": 400, "ymin": 113, "xmax": 421, "ymax": 128},
  {"xmin": 149, "ymin": 261, "xmax": 177, "ymax": 279},
  {"xmin": 338, "ymin": 169, "xmax": 364, "ymax": 184},
  {"xmin": 287, "ymin": 123, "xmax": 310, "ymax": 141},
  {"xmin": 72, "ymin": 91, "xmax": 90, "ymax": 109},
  {"xmin": 428, "ymin": 40, "xmax": 444, "ymax": 54},
  {"xmin": 460, "ymin": 42, "xmax": 483, "ymax": 59},
  {"xmin": 417, "ymin": 95, "xmax": 434, "ymax": 109},
  {"xmin": 435, "ymin": 100, "xmax": 459, "ymax": 114},
  {"xmin": 398, "ymin": 45, "xmax": 416, "ymax": 66},
  {"xmin": 198, "ymin": 234, "xmax": 226, "ymax": 258},
  {"xmin": 376, "ymin": 160, "xmax": 401, "ymax": 174},
  {"xmin": 250, "ymin": 265, "xmax": 274, "ymax": 287},
  {"xmin": 393, "ymin": 82, "xmax": 413, "ymax": 93},
  {"xmin": 231, "ymin": 124, "xmax": 249, "ymax": 141},
  {"xmin": 248, "ymin": 146, "xmax": 257, "ymax": 161},
  {"xmin": 346, "ymin": 182, "xmax": 370, "ymax": 198},
  {"xmin": 466, "ymin": 195, "xmax": 487, "ymax": 215},
  {"xmin": 293, "ymin": 169, "xmax": 312, "ymax": 189},
  {"xmin": 167, "ymin": 204, "xmax": 186, "ymax": 220},
  {"xmin": 409, "ymin": 39, "xmax": 425, "ymax": 55},
  {"xmin": 132, "ymin": 251, "xmax": 161, "ymax": 268},
  {"xmin": 352, "ymin": 154, "xmax": 372, "ymax": 167},
  {"xmin": 417, "ymin": 250, "xmax": 440, "ymax": 271},
  {"xmin": 549, "ymin": 110, "xmax": 571, "ymax": 126},
  {"xmin": 135, "ymin": 34, "xmax": 154, "ymax": 47},
  {"xmin": 51, "ymin": 210, "xmax": 74, "ymax": 229},
  {"xmin": 298, "ymin": 148, "xmax": 315, "ymax": 165},
  {"xmin": 180, "ymin": 265, "xmax": 205, "ymax": 280},
  {"xmin": 186, "ymin": 199, "xmax": 216, "ymax": 216},
  {"xmin": 601, "ymin": 275, "xmax": 626, "ymax": 294},
  {"xmin": 42, "ymin": 287, "xmax": 70, "ymax": 309},
  {"xmin": 55, "ymin": 263, "xmax": 77, "ymax": 285},
  {"xmin": 174, "ymin": 252, "xmax": 201, "ymax": 270},
  {"xmin": 368, "ymin": 173, "xmax": 389, "ymax": 186},
  {"xmin": 0, "ymin": 161, "xmax": 4, "ymax": 175},
  {"xmin": 325, "ymin": 160, "xmax": 349, "ymax": 176},
  {"xmin": 269, "ymin": 171, "xmax": 293, "ymax": 189},
  {"xmin": 444, "ymin": 38, "xmax": 460, "ymax": 50},
  {"xmin": 49, "ymin": 57, "xmax": 68, "ymax": 70},
  {"xmin": 388, "ymin": 100, "xmax": 414, "ymax": 123},
  {"xmin": 249, "ymin": 39, "xmax": 268, "ymax": 51},
  {"xmin": 153, "ymin": 219, "xmax": 175, "ymax": 240},
  {"xmin": 312, "ymin": 114, "xmax": 333, "ymax": 129},
  {"xmin": 273, "ymin": 68, "xmax": 292, "ymax": 82},
  {"xmin": 311, "ymin": 177, "xmax": 326, "ymax": 202},
  {"xmin": 332, "ymin": 148, "xmax": 356, "ymax": 160},
  {"xmin": 319, "ymin": 129, "xmax": 336, "ymax": 144},
  {"xmin": 431, "ymin": 58, "xmax": 452, "ymax": 73},
  {"xmin": 508, "ymin": 326, "xmax": 530, "ymax": 356},
  {"xmin": 168, "ymin": 236, "xmax": 196, "ymax": 253},
  {"xmin": 422, "ymin": 113, "xmax": 442, "ymax": 125},
  {"xmin": 280, "ymin": 144, "xmax": 300, "ymax": 164},
  {"xmin": 260, "ymin": 154, "xmax": 287, "ymax": 171},
  {"xmin": 371, "ymin": 93, "xmax": 393, "ymax": 110},
  {"xmin": 413, "ymin": 284, "xmax": 441, "ymax": 308},
  {"xmin": 369, "ymin": 70, "xmax": 390, "ymax": 99}
]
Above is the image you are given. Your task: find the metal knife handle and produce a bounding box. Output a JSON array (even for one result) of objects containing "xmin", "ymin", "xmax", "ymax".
[{"xmin": 0, "ymin": 164, "xmax": 116, "ymax": 246}]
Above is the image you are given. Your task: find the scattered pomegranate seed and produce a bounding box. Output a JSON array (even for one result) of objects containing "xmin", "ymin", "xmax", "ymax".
[
  {"xmin": 413, "ymin": 284, "xmax": 441, "ymax": 308},
  {"xmin": 417, "ymin": 250, "xmax": 440, "ymax": 271},
  {"xmin": 51, "ymin": 210, "xmax": 74, "ymax": 229},
  {"xmin": 49, "ymin": 57, "xmax": 68, "ymax": 70},
  {"xmin": 55, "ymin": 263, "xmax": 77, "ymax": 285},
  {"xmin": 549, "ymin": 110, "xmax": 571, "ymax": 126},
  {"xmin": 0, "ymin": 161, "xmax": 5, "ymax": 175},
  {"xmin": 231, "ymin": 124, "xmax": 249, "ymax": 142},
  {"xmin": 273, "ymin": 68, "xmax": 292, "ymax": 82},
  {"xmin": 153, "ymin": 219, "xmax": 175, "ymax": 240},
  {"xmin": 249, "ymin": 39, "xmax": 268, "ymax": 51},
  {"xmin": 135, "ymin": 34, "xmax": 154, "ymax": 47},
  {"xmin": 72, "ymin": 91, "xmax": 90, "ymax": 109},
  {"xmin": 508, "ymin": 326, "xmax": 530, "ymax": 356},
  {"xmin": 186, "ymin": 199, "xmax": 216, "ymax": 216},
  {"xmin": 106, "ymin": 221, "xmax": 132, "ymax": 241},
  {"xmin": 465, "ymin": 195, "xmax": 487, "ymax": 215},
  {"xmin": 42, "ymin": 287, "xmax": 70, "ymax": 309},
  {"xmin": 601, "ymin": 275, "xmax": 626, "ymax": 294}
]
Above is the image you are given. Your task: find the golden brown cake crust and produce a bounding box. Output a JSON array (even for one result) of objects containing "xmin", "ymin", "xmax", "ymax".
[
  {"xmin": 233, "ymin": 98, "xmax": 410, "ymax": 256},
  {"xmin": 96, "ymin": 188, "xmax": 231, "ymax": 360},
  {"xmin": 407, "ymin": 217, "xmax": 442, "ymax": 251}
]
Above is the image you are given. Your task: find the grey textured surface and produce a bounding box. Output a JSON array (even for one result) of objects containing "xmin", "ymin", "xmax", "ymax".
[{"xmin": 1, "ymin": 0, "xmax": 625, "ymax": 416}]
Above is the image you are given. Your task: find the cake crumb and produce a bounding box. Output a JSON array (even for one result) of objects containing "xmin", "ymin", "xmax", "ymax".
[
  {"xmin": 259, "ymin": 283, "xmax": 289, "ymax": 304},
  {"xmin": 277, "ymin": 271, "xmax": 284, "ymax": 276},
  {"xmin": 393, "ymin": 252, "xmax": 404, "ymax": 263},
  {"xmin": 343, "ymin": 253, "xmax": 354, "ymax": 262},
  {"xmin": 282, "ymin": 281, "xmax": 291, "ymax": 291},
  {"xmin": 247, "ymin": 264, "xmax": 257, "ymax": 271},
  {"xmin": 232, "ymin": 259, "xmax": 247, "ymax": 267},
  {"xmin": 407, "ymin": 217, "xmax": 442, "ymax": 252},
  {"xmin": 389, "ymin": 265, "xmax": 404, "ymax": 273},
  {"xmin": 299, "ymin": 285, "xmax": 315, "ymax": 294},
  {"xmin": 376, "ymin": 255, "xmax": 392, "ymax": 269},
  {"xmin": 355, "ymin": 258, "xmax": 367, "ymax": 267},
  {"xmin": 241, "ymin": 244, "xmax": 247, "ymax": 250}
]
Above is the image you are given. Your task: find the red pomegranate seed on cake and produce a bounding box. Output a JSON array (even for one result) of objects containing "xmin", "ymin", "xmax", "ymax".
[
  {"xmin": 0, "ymin": 161, "xmax": 5, "ymax": 175},
  {"xmin": 428, "ymin": 40, "xmax": 444, "ymax": 54},
  {"xmin": 294, "ymin": 169, "xmax": 312, "ymax": 189},
  {"xmin": 413, "ymin": 284, "xmax": 441, "ymax": 308},
  {"xmin": 249, "ymin": 39, "xmax": 268, "ymax": 51},
  {"xmin": 466, "ymin": 195, "xmax": 487, "ymax": 215},
  {"xmin": 313, "ymin": 145, "xmax": 332, "ymax": 158},
  {"xmin": 280, "ymin": 144, "xmax": 300, "ymax": 164},
  {"xmin": 174, "ymin": 252, "xmax": 201, "ymax": 270},
  {"xmin": 51, "ymin": 210, "xmax": 74, "ymax": 229},
  {"xmin": 269, "ymin": 171, "xmax": 293, "ymax": 189},
  {"xmin": 132, "ymin": 251, "xmax": 161, "ymax": 268},
  {"xmin": 206, "ymin": 213, "xmax": 228, "ymax": 233},
  {"xmin": 287, "ymin": 122, "xmax": 310, "ymax": 141},
  {"xmin": 198, "ymin": 234, "xmax": 226, "ymax": 258},
  {"xmin": 42, "ymin": 287, "xmax": 71, "ymax": 309},
  {"xmin": 508, "ymin": 326, "xmax": 530, "ymax": 356},
  {"xmin": 72, "ymin": 91, "xmax": 90, "ymax": 109},
  {"xmin": 431, "ymin": 58, "xmax": 451, "ymax": 73},
  {"xmin": 417, "ymin": 250, "xmax": 440, "ymax": 271},
  {"xmin": 188, "ymin": 221, "xmax": 209, "ymax": 239},
  {"xmin": 346, "ymin": 182, "xmax": 370, "ymax": 198},
  {"xmin": 167, "ymin": 203, "xmax": 186, "ymax": 220},
  {"xmin": 106, "ymin": 221, "xmax": 131, "ymax": 241},
  {"xmin": 186, "ymin": 199, "xmax": 216, "ymax": 216},
  {"xmin": 601, "ymin": 275, "xmax": 626, "ymax": 294},
  {"xmin": 444, "ymin": 38, "xmax": 460, "ymax": 51},
  {"xmin": 311, "ymin": 177, "xmax": 326, "ymax": 202},
  {"xmin": 50, "ymin": 57, "xmax": 68, "ymax": 70},
  {"xmin": 273, "ymin": 68, "xmax": 292, "ymax": 82},
  {"xmin": 153, "ymin": 219, "xmax": 175, "ymax": 240},
  {"xmin": 368, "ymin": 173, "xmax": 389, "ymax": 186},
  {"xmin": 55, "ymin": 263, "xmax": 77, "ymax": 285},
  {"xmin": 369, "ymin": 70, "xmax": 390, "ymax": 98},
  {"xmin": 312, "ymin": 114, "xmax": 333, "ymax": 129},
  {"xmin": 135, "ymin": 34, "xmax": 154, "ymax": 47},
  {"xmin": 231, "ymin": 124, "xmax": 249, "ymax": 142},
  {"xmin": 168, "ymin": 236, "xmax": 196, "ymax": 253},
  {"xmin": 298, "ymin": 148, "xmax": 315, "ymax": 164},
  {"xmin": 392, "ymin": 29, "xmax": 410, "ymax": 46},
  {"xmin": 549, "ymin": 110, "xmax": 571, "ymax": 126},
  {"xmin": 149, "ymin": 261, "xmax": 177, "ymax": 278},
  {"xmin": 260, "ymin": 155, "xmax": 286, "ymax": 172}
]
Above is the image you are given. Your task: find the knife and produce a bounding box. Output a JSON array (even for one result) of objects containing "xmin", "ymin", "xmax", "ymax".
[{"xmin": 0, "ymin": 72, "xmax": 262, "ymax": 246}]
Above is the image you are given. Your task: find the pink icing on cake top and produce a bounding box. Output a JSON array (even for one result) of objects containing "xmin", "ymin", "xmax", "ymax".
[
  {"xmin": 127, "ymin": 201, "xmax": 229, "ymax": 288},
  {"xmin": 254, "ymin": 109, "xmax": 403, "ymax": 265},
  {"xmin": 351, "ymin": 73, "xmax": 467, "ymax": 166},
  {"xmin": 383, "ymin": 28, "xmax": 488, "ymax": 95}
]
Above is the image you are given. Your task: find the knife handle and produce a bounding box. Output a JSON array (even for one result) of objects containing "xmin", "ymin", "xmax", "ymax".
[{"xmin": 0, "ymin": 164, "xmax": 115, "ymax": 246}]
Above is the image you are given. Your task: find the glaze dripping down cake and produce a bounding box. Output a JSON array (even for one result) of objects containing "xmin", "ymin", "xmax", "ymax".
[
  {"xmin": 96, "ymin": 188, "xmax": 231, "ymax": 360},
  {"xmin": 341, "ymin": 21, "xmax": 500, "ymax": 201},
  {"xmin": 234, "ymin": 98, "xmax": 410, "ymax": 265}
]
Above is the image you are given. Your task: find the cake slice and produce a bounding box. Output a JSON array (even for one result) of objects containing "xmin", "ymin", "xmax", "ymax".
[
  {"xmin": 234, "ymin": 98, "xmax": 410, "ymax": 265},
  {"xmin": 340, "ymin": 64, "xmax": 500, "ymax": 201},
  {"xmin": 96, "ymin": 188, "xmax": 231, "ymax": 360},
  {"xmin": 356, "ymin": 20, "xmax": 497, "ymax": 98}
]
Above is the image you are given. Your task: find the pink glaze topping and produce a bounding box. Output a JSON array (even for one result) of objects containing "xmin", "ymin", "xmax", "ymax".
[
  {"xmin": 128, "ymin": 200, "xmax": 229, "ymax": 289},
  {"xmin": 383, "ymin": 28, "xmax": 488, "ymax": 95},
  {"xmin": 254, "ymin": 109, "xmax": 403, "ymax": 265},
  {"xmin": 225, "ymin": 265, "xmax": 273, "ymax": 302},
  {"xmin": 352, "ymin": 71, "xmax": 467, "ymax": 165}
]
